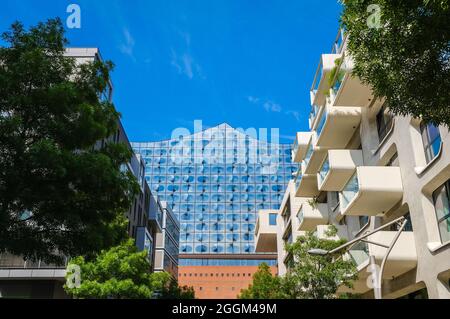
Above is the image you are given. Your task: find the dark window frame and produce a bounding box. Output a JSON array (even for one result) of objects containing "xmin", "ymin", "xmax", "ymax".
[
  {"xmin": 421, "ymin": 122, "xmax": 442, "ymax": 164},
  {"xmin": 433, "ymin": 180, "xmax": 450, "ymax": 243},
  {"xmin": 376, "ymin": 102, "xmax": 394, "ymax": 143}
]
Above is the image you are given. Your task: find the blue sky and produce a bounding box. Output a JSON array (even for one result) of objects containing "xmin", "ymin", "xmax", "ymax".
[{"xmin": 1, "ymin": 0, "xmax": 342, "ymax": 144}]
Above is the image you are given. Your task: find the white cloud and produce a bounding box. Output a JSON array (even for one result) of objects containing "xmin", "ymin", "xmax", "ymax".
[
  {"xmin": 170, "ymin": 32, "xmax": 205, "ymax": 80},
  {"xmin": 119, "ymin": 28, "xmax": 135, "ymax": 59},
  {"xmin": 285, "ymin": 110, "xmax": 301, "ymax": 122},
  {"xmin": 263, "ymin": 101, "xmax": 282, "ymax": 113},
  {"xmin": 247, "ymin": 96, "xmax": 260, "ymax": 104},
  {"xmin": 248, "ymin": 96, "xmax": 282, "ymax": 113}
]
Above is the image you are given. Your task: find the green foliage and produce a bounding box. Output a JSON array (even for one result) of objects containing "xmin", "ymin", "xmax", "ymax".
[
  {"xmin": 64, "ymin": 240, "xmax": 195, "ymax": 299},
  {"xmin": 240, "ymin": 232, "xmax": 357, "ymax": 299},
  {"xmin": 306, "ymin": 197, "xmax": 319, "ymax": 210},
  {"xmin": 0, "ymin": 19, "xmax": 139, "ymax": 264},
  {"xmin": 238, "ymin": 263, "xmax": 283, "ymax": 299},
  {"xmin": 326, "ymin": 57, "xmax": 344, "ymax": 89},
  {"xmin": 281, "ymin": 232, "xmax": 357, "ymax": 299},
  {"xmin": 341, "ymin": 0, "xmax": 450, "ymax": 125},
  {"xmin": 159, "ymin": 277, "xmax": 196, "ymax": 300}
]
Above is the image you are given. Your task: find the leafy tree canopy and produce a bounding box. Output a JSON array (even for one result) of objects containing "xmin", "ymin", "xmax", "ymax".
[
  {"xmin": 341, "ymin": 0, "xmax": 450, "ymax": 125},
  {"xmin": 240, "ymin": 228, "xmax": 358, "ymax": 299},
  {"xmin": 281, "ymin": 229, "xmax": 357, "ymax": 299},
  {"xmin": 64, "ymin": 240, "xmax": 195, "ymax": 299},
  {"xmin": 0, "ymin": 18, "xmax": 138, "ymax": 264},
  {"xmin": 238, "ymin": 263, "xmax": 283, "ymax": 299}
]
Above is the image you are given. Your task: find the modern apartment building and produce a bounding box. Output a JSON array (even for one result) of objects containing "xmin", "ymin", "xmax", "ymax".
[
  {"xmin": 256, "ymin": 29, "xmax": 450, "ymax": 299},
  {"xmin": 0, "ymin": 48, "xmax": 175, "ymax": 298},
  {"xmin": 154, "ymin": 201, "xmax": 180, "ymax": 278},
  {"xmin": 132, "ymin": 123, "xmax": 296, "ymax": 297}
]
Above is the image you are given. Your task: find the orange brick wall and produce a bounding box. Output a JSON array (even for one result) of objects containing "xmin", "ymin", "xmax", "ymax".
[{"xmin": 178, "ymin": 266, "xmax": 278, "ymax": 299}]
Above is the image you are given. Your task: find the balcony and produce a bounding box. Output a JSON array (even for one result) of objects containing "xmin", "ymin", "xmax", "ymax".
[
  {"xmin": 310, "ymin": 53, "xmax": 343, "ymax": 107},
  {"xmin": 340, "ymin": 167, "xmax": 404, "ymax": 216},
  {"xmin": 317, "ymin": 150, "xmax": 364, "ymax": 192},
  {"xmin": 347, "ymin": 231, "xmax": 417, "ymax": 284},
  {"xmin": 309, "ymin": 104, "xmax": 323, "ymax": 131},
  {"xmin": 315, "ymin": 225, "xmax": 344, "ymax": 241},
  {"xmin": 294, "ymin": 170, "xmax": 320, "ymax": 198},
  {"xmin": 0, "ymin": 254, "xmax": 67, "ymax": 280},
  {"xmin": 255, "ymin": 210, "xmax": 278, "ymax": 253},
  {"xmin": 292, "ymin": 132, "xmax": 313, "ymax": 163},
  {"xmin": 297, "ymin": 202, "xmax": 329, "ymax": 231},
  {"xmin": 315, "ymin": 103, "xmax": 361, "ymax": 149},
  {"xmin": 302, "ymin": 133, "xmax": 328, "ymax": 175},
  {"xmin": 328, "ymin": 54, "xmax": 374, "ymax": 108}
]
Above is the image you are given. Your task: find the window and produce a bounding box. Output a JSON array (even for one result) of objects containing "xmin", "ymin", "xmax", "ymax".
[
  {"xmin": 376, "ymin": 103, "xmax": 394, "ymax": 143},
  {"xmin": 330, "ymin": 191, "xmax": 340, "ymax": 211},
  {"xmin": 269, "ymin": 213, "xmax": 277, "ymax": 226},
  {"xmin": 421, "ymin": 122, "xmax": 442, "ymax": 164},
  {"xmin": 386, "ymin": 152, "xmax": 399, "ymax": 167},
  {"xmin": 433, "ymin": 180, "xmax": 450, "ymax": 243}
]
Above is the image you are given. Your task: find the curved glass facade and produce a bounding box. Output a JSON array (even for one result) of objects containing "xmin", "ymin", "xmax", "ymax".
[{"xmin": 132, "ymin": 124, "xmax": 297, "ymax": 255}]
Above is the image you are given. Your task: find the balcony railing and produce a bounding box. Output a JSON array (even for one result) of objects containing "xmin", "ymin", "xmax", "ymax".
[
  {"xmin": 309, "ymin": 104, "xmax": 322, "ymax": 130},
  {"xmin": 331, "ymin": 29, "xmax": 347, "ymax": 54},
  {"xmin": 0, "ymin": 254, "xmax": 68, "ymax": 269},
  {"xmin": 297, "ymin": 202, "xmax": 329, "ymax": 231},
  {"xmin": 303, "ymin": 142, "xmax": 314, "ymax": 170},
  {"xmin": 310, "ymin": 54, "xmax": 343, "ymax": 107},
  {"xmin": 294, "ymin": 170, "xmax": 302, "ymax": 192},
  {"xmin": 314, "ymin": 102, "xmax": 361, "ymax": 149},
  {"xmin": 318, "ymin": 156, "xmax": 330, "ymax": 187},
  {"xmin": 291, "ymin": 132, "xmax": 312, "ymax": 163},
  {"xmin": 328, "ymin": 53, "xmax": 374, "ymax": 108},
  {"xmin": 340, "ymin": 172, "xmax": 359, "ymax": 210}
]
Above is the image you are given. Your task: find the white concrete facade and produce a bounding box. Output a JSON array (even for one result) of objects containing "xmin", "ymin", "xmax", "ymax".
[{"xmin": 257, "ymin": 30, "xmax": 450, "ymax": 299}]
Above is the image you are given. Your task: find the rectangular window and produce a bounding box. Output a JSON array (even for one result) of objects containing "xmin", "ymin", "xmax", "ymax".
[
  {"xmin": 269, "ymin": 213, "xmax": 277, "ymax": 226},
  {"xmin": 433, "ymin": 180, "xmax": 450, "ymax": 243},
  {"xmin": 376, "ymin": 103, "xmax": 394, "ymax": 142},
  {"xmin": 421, "ymin": 122, "xmax": 442, "ymax": 164},
  {"xmin": 340, "ymin": 173, "xmax": 359, "ymax": 210}
]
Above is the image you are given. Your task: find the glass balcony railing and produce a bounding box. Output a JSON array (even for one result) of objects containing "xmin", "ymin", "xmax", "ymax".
[
  {"xmin": 340, "ymin": 173, "xmax": 359, "ymax": 210},
  {"xmin": 331, "ymin": 29, "xmax": 346, "ymax": 55},
  {"xmin": 0, "ymin": 254, "xmax": 68, "ymax": 269},
  {"xmin": 330, "ymin": 55, "xmax": 347, "ymax": 98},
  {"xmin": 318, "ymin": 156, "xmax": 330, "ymax": 185},
  {"xmin": 297, "ymin": 206, "xmax": 304, "ymax": 227},
  {"xmin": 316, "ymin": 109, "xmax": 327, "ymax": 139},
  {"xmin": 347, "ymin": 241, "xmax": 369, "ymax": 267},
  {"xmin": 303, "ymin": 143, "xmax": 314, "ymax": 170},
  {"xmin": 309, "ymin": 104, "xmax": 321, "ymax": 127},
  {"xmin": 311, "ymin": 60, "xmax": 324, "ymax": 98},
  {"xmin": 292, "ymin": 139, "xmax": 299, "ymax": 158},
  {"xmin": 294, "ymin": 170, "xmax": 302, "ymax": 191}
]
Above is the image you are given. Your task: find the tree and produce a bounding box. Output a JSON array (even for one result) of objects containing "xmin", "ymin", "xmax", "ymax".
[
  {"xmin": 0, "ymin": 19, "xmax": 138, "ymax": 264},
  {"xmin": 341, "ymin": 0, "xmax": 450, "ymax": 126},
  {"xmin": 238, "ymin": 263, "xmax": 283, "ymax": 299},
  {"xmin": 281, "ymin": 228, "xmax": 357, "ymax": 299},
  {"xmin": 64, "ymin": 240, "xmax": 195, "ymax": 299},
  {"xmin": 159, "ymin": 277, "xmax": 196, "ymax": 300},
  {"xmin": 240, "ymin": 228, "xmax": 357, "ymax": 300}
]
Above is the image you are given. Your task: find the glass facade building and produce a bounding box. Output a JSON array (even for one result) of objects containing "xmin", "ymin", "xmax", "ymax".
[{"xmin": 132, "ymin": 123, "xmax": 297, "ymax": 256}]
